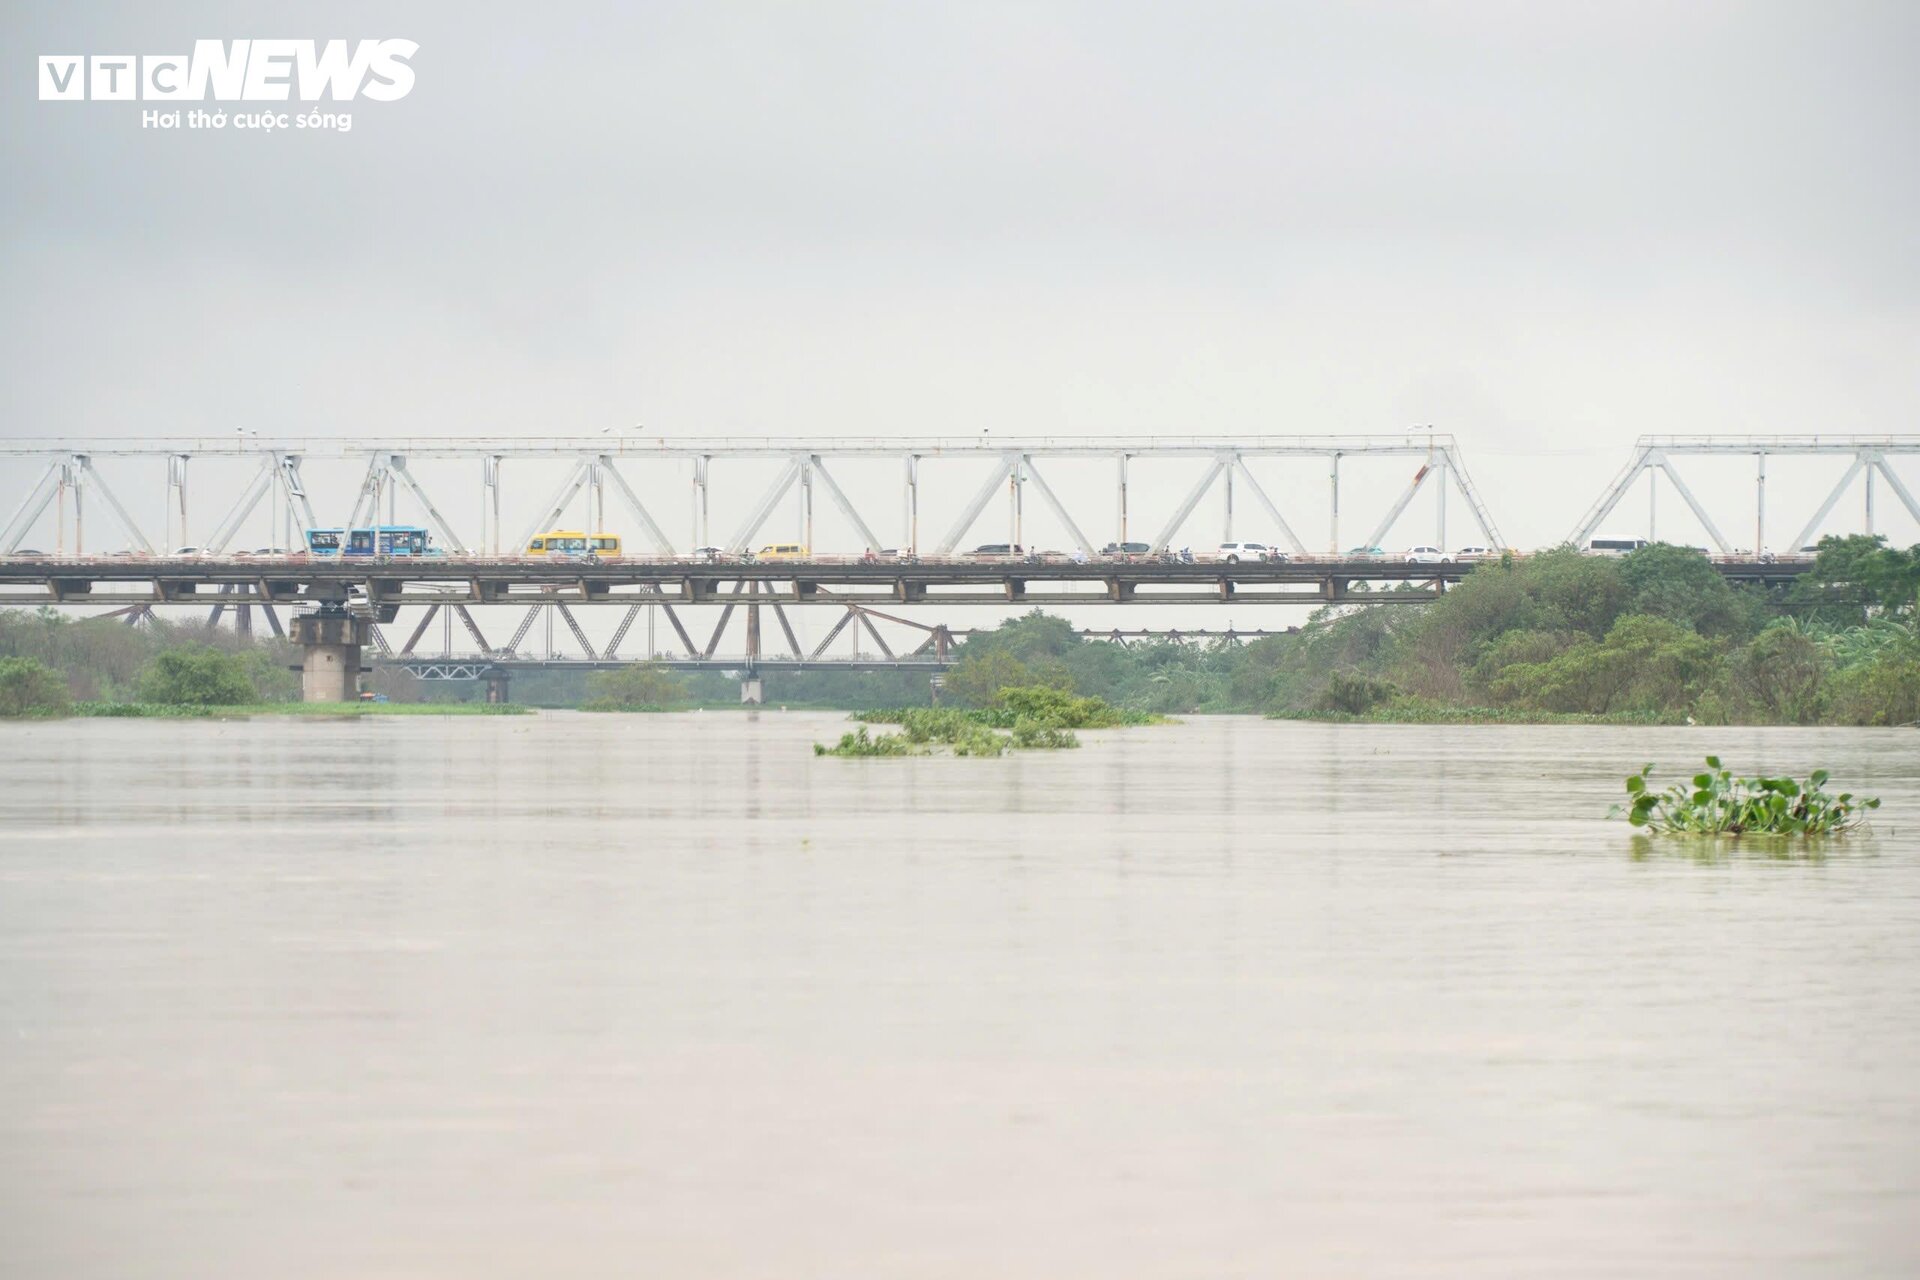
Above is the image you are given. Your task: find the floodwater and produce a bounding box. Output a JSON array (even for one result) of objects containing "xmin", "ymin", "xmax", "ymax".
[{"xmin": 2, "ymin": 713, "xmax": 1918, "ymax": 1279}]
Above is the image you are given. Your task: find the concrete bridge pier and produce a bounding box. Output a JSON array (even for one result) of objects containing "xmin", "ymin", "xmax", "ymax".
[
  {"xmin": 740, "ymin": 676, "xmax": 764, "ymax": 705},
  {"xmin": 484, "ymin": 667, "xmax": 512, "ymax": 704},
  {"xmin": 292, "ymin": 608, "xmax": 371, "ymax": 702}
]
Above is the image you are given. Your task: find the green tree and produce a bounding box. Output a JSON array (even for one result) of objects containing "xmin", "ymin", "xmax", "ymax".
[
  {"xmin": 0, "ymin": 656, "xmax": 72, "ymax": 717},
  {"xmin": 136, "ymin": 647, "xmax": 257, "ymax": 705},
  {"xmin": 940, "ymin": 650, "xmax": 1037, "ymax": 708},
  {"xmin": 1731, "ymin": 625, "xmax": 1829, "ymax": 723},
  {"xmin": 1491, "ymin": 614, "xmax": 1719, "ymax": 716},
  {"xmin": 1795, "ymin": 535, "xmax": 1920, "ymax": 621},
  {"xmin": 1826, "ymin": 652, "xmax": 1920, "ymax": 726},
  {"xmin": 1315, "ymin": 671, "xmax": 1400, "ymax": 716},
  {"xmin": 1620, "ymin": 543, "xmax": 1764, "ymax": 639},
  {"xmin": 585, "ymin": 661, "xmax": 691, "ymax": 710}
]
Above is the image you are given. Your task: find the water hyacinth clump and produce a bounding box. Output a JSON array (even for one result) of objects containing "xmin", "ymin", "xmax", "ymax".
[
  {"xmin": 1621, "ymin": 757, "xmax": 1879, "ymax": 837},
  {"xmin": 813, "ymin": 726, "xmax": 918, "ymax": 757}
]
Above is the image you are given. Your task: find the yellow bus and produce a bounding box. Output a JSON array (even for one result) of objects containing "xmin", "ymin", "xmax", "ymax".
[
  {"xmin": 756, "ymin": 543, "xmax": 809, "ymax": 560},
  {"xmin": 526, "ymin": 531, "xmax": 622, "ymax": 557}
]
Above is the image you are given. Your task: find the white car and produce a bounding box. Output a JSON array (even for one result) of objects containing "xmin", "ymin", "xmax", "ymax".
[
  {"xmin": 1216, "ymin": 541, "xmax": 1283, "ymax": 564},
  {"xmin": 1404, "ymin": 546, "xmax": 1453, "ymax": 565},
  {"xmin": 1455, "ymin": 545, "xmax": 1495, "ymax": 560}
]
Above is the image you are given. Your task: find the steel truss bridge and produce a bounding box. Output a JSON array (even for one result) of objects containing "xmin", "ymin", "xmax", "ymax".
[
  {"xmin": 0, "ymin": 433, "xmax": 1908, "ymax": 693},
  {"xmin": 1, "ymin": 432, "xmax": 1503, "ymax": 562},
  {"xmin": 374, "ymin": 626, "xmax": 1302, "ymax": 682}
]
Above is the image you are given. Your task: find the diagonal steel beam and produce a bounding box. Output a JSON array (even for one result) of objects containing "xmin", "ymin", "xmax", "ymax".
[
  {"xmin": 74, "ymin": 456, "xmax": 155, "ymax": 553},
  {"xmin": 388, "ymin": 457, "xmax": 471, "ymax": 554},
  {"xmin": 935, "ymin": 454, "xmax": 1019, "ymax": 554},
  {"xmin": 402, "ymin": 604, "xmax": 442, "ymax": 655},
  {"xmin": 606, "ymin": 602, "xmax": 644, "ymax": 658},
  {"xmin": 343, "ymin": 454, "xmax": 386, "ymax": 532},
  {"xmin": 856, "ymin": 609, "xmax": 895, "ymax": 658},
  {"xmin": 1229, "ymin": 457, "xmax": 1307, "ymax": 554},
  {"xmin": 724, "ymin": 460, "xmax": 802, "ymax": 553},
  {"xmin": 1868, "ymin": 453, "xmax": 1920, "ymax": 526},
  {"xmin": 1152, "ymin": 457, "xmax": 1227, "ymax": 551},
  {"xmin": 1569, "ymin": 444, "xmax": 1654, "ymax": 547},
  {"xmin": 554, "ymin": 602, "xmax": 596, "ymax": 659},
  {"xmin": 599, "ymin": 458, "xmax": 677, "ymax": 553},
  {"xmin": 808, "ymin": 607, "xmax": 858, "ymax": 659},
  {"xmin": 702, "ymin": 580, "xmax": 749, "ymax": 658},
  {"xmin": 658, "ymin": 602, "xmax": 698, "ymax": 657},
  {"xmin": 516, "ymin": 459, "xmax": 593, "ymax": 552},
  {"xmin": 1790, "ymin": 453, "xmax": 1870, "ymax": 552},
  {"xmin": 1019, "ymin": 457, "xmax": 1097, "ymax": 557},
  {"xmin": 205, "ymin": 457, "xmax": 278, "ymax": 552},
  {"xmin": 768, "ymin": 597, "xmax": 804, "ymax": 657},
  {"xmin": 0, "ymin": 461, "xmax": 61, "ymax": 553},
  {"xmin": 1364, "ymin": 460, "xmax": 1438, "ymax": 551},
  {"xmin": 809, "ymin": 457, "xmax": 885, "ymax": 551},
  {"xmin": 452, "ymin": 605, "xmax": 493, "ymax": 655},
  {"xmin": 1654, "ymin": 455, "xmax": 1732, "ymax": 553},
  {"xmin": 276, "ymin": 455, "xmax": 319, "ymax": 536},
  {"xmin": 503, "ymin": 603, "xmax": 543, "ymax": 655},
  {"xmin": 1440, "ymin": 443, "xmax": 1503, "ymax": 548}
]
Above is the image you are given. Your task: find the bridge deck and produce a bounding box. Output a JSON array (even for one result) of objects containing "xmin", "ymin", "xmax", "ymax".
[{"xmin": 0, "ymin": 554, "xmax": 1811, "ymax": 608}]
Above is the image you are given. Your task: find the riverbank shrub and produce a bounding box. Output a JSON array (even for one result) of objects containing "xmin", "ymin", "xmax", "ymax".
[
  {"xmin": 584, "ymin": 661, "xmax": 691, "ymax": 711},
  {"xmin": 1315, "ymin": 672, "xmax": 1400, "ymax": 716},
  {"xmin": 1620, "ymin": 757, "xmax": 1878, "ymax": 837},
  {"xmin": 135, "ymin": 646, "xmax": 257, "ymax": 706},
  {"xmin": 75, "ymin": 701, "xmax": 527, "ymax": 718},
  {"xmin": 0, "ymin": 656, "xmax": 72, "ymax": 717},
  {"xmin": 1824, "ymin": 649, "xmax": 1920, "ymax": 726}
]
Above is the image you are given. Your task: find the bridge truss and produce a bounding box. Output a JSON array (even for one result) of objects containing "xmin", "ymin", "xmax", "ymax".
[
  {"xmin": 0, "ymin": 433, "xmax": 1503, "ymax": 562},
  {"xmin": 1570, "ymin": 435, "xmax": 1920, "ymax": 554}
]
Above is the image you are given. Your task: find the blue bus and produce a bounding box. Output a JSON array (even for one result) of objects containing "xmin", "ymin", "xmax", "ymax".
[{"xmin": 305, "ymin": 526, "xmax": 441, "ymax": 557}]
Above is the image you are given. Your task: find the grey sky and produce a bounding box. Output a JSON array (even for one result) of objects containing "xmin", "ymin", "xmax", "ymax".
[{"xmin": 3, "ymin": 0, "xmax": 1916, "ymax": 549}]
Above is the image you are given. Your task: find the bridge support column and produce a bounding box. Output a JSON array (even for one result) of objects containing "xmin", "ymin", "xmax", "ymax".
[
  {"xmin": 484, "ymin": 667, "xmax": 512, "ymax": 704},
  {"xmin": 740, "ymin": 675, "xmax": 765, "ymax": 705},
  {"xmin": 291, "ymin": 608, "xmax": 370, "ymax": 702}
]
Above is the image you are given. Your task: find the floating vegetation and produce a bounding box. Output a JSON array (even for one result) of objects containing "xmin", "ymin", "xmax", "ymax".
[
  {"xmin": 814, "ymin": 725, "xmax": 919, "ymax": 757},
  {"xmin": 854, "ymin": 686, "xmax": 1156, "ymax": 731},
  {"xmin": 817, "ymin": 685, "xmax": 1145, "ymax": 757},
  {"xmin": 1618, "ymin": 756, "xmax": 1879, "ymax": 837}
]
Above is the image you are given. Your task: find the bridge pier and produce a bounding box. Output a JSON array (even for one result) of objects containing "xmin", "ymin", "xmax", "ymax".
[
  {"xmin": 740, "ymin": 675, "xmax": 764, "ymax": 705},
  {"xmin": 484, "ymin": 667, "xmax": 511, "ymax": 704},
  {"xmin": 291, "ymin": 608, "xmax": 371, "ymax": 702}
]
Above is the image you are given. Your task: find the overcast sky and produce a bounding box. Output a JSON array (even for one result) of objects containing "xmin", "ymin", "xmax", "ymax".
[{"xmin": 2, "ymin": 0, "xmax": 1916, "ymax": 549}]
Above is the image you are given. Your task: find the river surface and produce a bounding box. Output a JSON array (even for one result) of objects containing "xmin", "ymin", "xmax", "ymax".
[{"xmin": 1, "ymin": 712, "xmax": 1917, "ymax": 1278}]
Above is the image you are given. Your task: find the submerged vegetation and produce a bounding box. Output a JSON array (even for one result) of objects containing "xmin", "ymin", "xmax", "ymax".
[
  {"xmin": 583, "ymin": 661, "xmax": 693, "ymax": 711},
  {"xmin": 0, "ymin": 656, "xmax": 71, "ymax": 718},
  {"xmin": 813, "ymin": 684, "xmax": 1154, "ymax": 757},
  {"xmin": 816, "ymin": 710, "xmax": 1030, "ymax": 757},
  {"xmin": 1619, "ymin": 757, "xmax": 1879, "ymax": 837}
]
